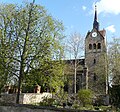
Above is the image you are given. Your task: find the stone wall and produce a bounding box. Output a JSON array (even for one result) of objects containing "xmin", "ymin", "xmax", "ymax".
[
  {"xmin": 0, "ymin": 105, "xmax": 103, "ymax": 112},
  {"xmin": 0, "ymin": 94, "xmax": 24, "ymax": 104},
  {"xmin": 0, "ymin": 93, "xmax": 52, "ymax": 104},
  {"xmin": 0, "ymin": 106, "xmax": 56, "ymax": 112},
  {"xmin": 23, "ymin": 93, "xmax": 52, "ymax": 104}
]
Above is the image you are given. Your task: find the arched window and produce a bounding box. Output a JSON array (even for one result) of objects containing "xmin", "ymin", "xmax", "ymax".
[
  {"xmin": 89, "ymin": 44, "xmax": 92, "ymax": 50},
  {"xmin": 93, "ymin": 43, "xmax": 96, "ymax": 49},
  {"xmin": 98, "ymin": 43, "xmax": 101, "ymax": 49}
]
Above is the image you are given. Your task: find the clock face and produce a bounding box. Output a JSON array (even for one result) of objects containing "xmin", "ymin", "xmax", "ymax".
[{"xmin": 92, "ymin": 32, "xmax": 97, "ymax": 37}]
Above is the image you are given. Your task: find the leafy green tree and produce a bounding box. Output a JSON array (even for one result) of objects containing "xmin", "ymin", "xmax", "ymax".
[
  {"xmin": 78, "ymin": 89, "xmax": 93, "ymax": 107},
  {"xmin": 0, "ymin": 1, "xmax": 64, "ymax": 103},
  {"xmin": 0, "ymin": 4, "xmax": 17, "ymax": 93},
  {"xmin": 23, "ymin": 60, "xmax": 65, "ymax": 93},
  {"xmin": 0, "ymin": 58, "xmax": 9, "ymax": 93}
]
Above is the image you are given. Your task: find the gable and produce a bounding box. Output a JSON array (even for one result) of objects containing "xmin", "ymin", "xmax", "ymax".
[{"xmin": 85, "ymin": 28, "xmax": 106, "ymax": 40}]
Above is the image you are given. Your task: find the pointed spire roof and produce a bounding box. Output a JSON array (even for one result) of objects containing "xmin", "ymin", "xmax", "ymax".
[
  {"xmin": 93, "ymin": 5, "xmax": 99, "ymax": 30},
  {"xmin": 94, "ymin": 5, "xmax": 97, "ymax": 21}
]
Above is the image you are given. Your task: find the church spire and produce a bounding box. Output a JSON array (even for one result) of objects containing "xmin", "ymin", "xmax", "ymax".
[{"xmin": 93, "ymin": 5, "xmax": 99, "ymax": 30}]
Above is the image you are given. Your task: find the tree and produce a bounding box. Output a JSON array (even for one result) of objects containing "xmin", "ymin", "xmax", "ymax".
[
  {"xmin": 65, "ymin": 32, "xmax": 84, "ymax": 93},
  {"xmin": 108, "ymin": 37, "xmax": 120, "ymax": 85},
  {"xmin": 0, "ymin": 1, "xmax": 64, "ymax": 103},
  {"xmin": 108, "ymin": 37, "xmax": 120, "ymax": 107},
  {"xmin": 78, "ymin": 89, "xmax": 93, "ymax": 107},
  {"xmin": 109, "ymin": 85, "xmax": 120, "ymax": 107},
  {"xmin": 24, "ymin": 60, "xmax": 65, "ymax": 93},
  {"xmin": 0, "ymin": 4, "xmax": 18, "ymax": 93},
  {"xmin": 93, "ymin": 53, "xmax": 108, "ymax": 94},
  {"xmin": 0, "ymin": 58, "xmax": 9, "ymax": 93}
]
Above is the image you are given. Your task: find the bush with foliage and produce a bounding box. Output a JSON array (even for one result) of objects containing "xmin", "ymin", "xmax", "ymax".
[
  {"xmin": 78, "ymin": 89, "xmax": 94, "ymax": 107},
  {"xmin": 39, "ymin": 97, "xmax": 56, "ymax": 106}
]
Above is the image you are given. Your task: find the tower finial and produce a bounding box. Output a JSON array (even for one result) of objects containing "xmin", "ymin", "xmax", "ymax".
[{"xmin": 93, "ymin": 5, "xmax": 99, "ymax": 30}]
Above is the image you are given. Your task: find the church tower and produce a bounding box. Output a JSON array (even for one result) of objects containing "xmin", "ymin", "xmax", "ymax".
[{"xmin": 85, "ymin": 5, "xmax": 107, "ymax": 95}]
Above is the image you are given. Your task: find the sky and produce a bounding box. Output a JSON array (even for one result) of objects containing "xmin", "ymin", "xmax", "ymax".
[{"xmin": 0, "ymin": 0, "xmax": 120, "ymax": 42}]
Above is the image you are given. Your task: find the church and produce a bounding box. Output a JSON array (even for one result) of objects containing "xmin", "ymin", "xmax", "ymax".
[{"xmin": 64, "ymin": 5, "xmax": 108, "ymax": 95}]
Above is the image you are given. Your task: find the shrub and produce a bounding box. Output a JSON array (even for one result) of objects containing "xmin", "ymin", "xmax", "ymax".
[
  {"xmin": 78, "ymin": 89, "xmax": 94, "ymax": 107},
  {"xmin": 39, "ymin": 97, "xmax": 55, "ymax": 106}
]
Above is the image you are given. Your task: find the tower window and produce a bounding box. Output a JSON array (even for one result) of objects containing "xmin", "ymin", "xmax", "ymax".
[
  {"xmin": 89, "ymin": 44, "xmax": 92, "ymax": 50},
  {"xmin": 93, "ymin": 43, "xmax": 96, "ymax": 49},
  {"xmin": 98, "ymin": 43, "xmax": 101, "ymax": 49},
  {"xmin": 94, "ymin": 59, "xmax": 96, "ymax": 64},
  {"xmin": 93, "ymin": 73, "xmax": 97, "ymax": 81}
]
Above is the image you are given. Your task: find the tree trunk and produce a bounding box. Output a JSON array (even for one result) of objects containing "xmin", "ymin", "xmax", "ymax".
[
  {"xmin": 74, "ymin": 59, "xmax": 77, "ymax": 93},
  {"xmin": 16, "ymin": 75, "xmax": 22, "ymax": 104},
  {"xmin": 16, "ymin": 65, "xmax": 23, "ymax": 104}
]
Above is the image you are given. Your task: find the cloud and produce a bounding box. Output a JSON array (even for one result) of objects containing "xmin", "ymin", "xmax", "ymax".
[
  {"xmin": 82, "ymin": 6, "xmax": 87, "ymax": 11},
  {"xmin": 106, "ymin": 25, "xmax": 116, "ymax": 33},
  {"xmin": 96, "ymin": 0, "xmax": 120, "ymax": 15}
]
